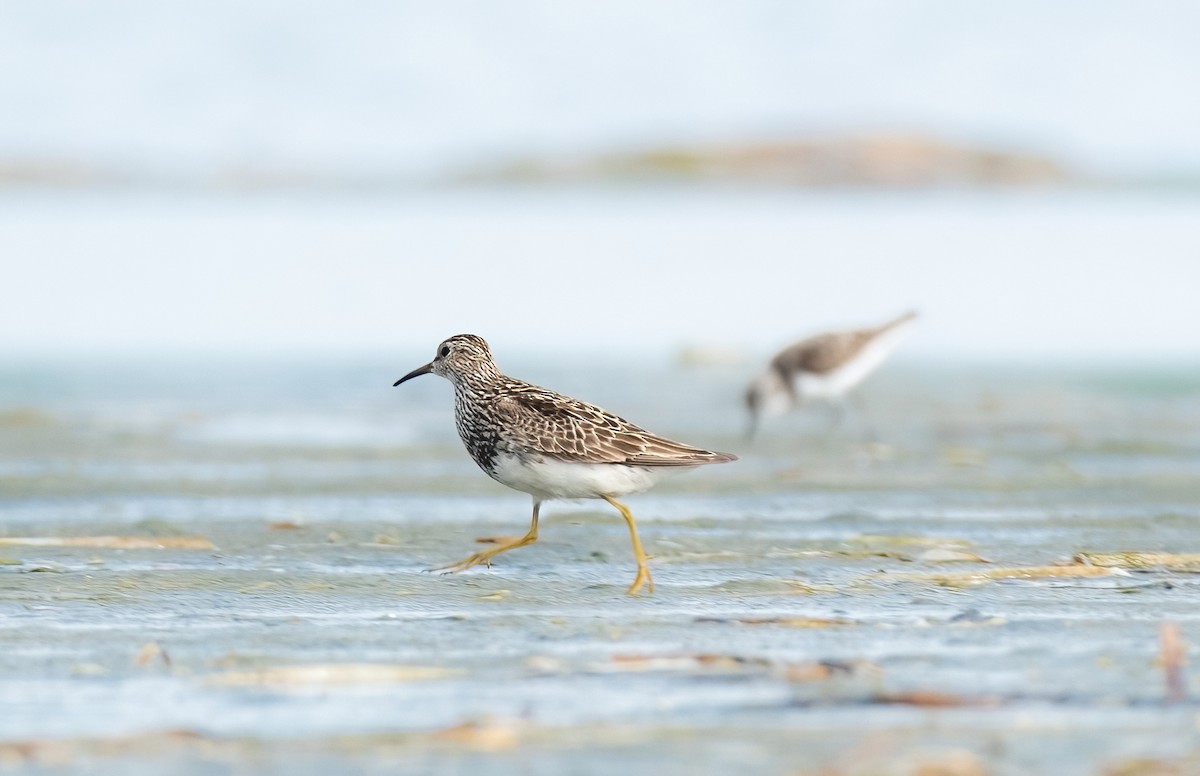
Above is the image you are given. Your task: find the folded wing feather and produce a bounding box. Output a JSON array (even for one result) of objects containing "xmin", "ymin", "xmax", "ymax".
[{"xmin": 495, "ymin": 388, "xmax": 735, "ymax": 467}]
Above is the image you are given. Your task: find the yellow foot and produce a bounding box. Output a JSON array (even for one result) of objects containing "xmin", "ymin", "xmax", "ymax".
[
  {"xmin": 428, "ymin": 552, "xmax": 496, "ymax": 575},
  {"xmin": 626, "ymin": 565, "xmax": 655, "ymax": 596},
  {"xmin": 428, "ymin": 531, "xmax": 538, "ymax": 575},
  {"xmin": 430, "ymin": 504, "xmax": 541, "ymax": 576}
]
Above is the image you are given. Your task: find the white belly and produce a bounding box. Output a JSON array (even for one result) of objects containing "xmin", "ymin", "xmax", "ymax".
[{"xmin": 488, "ymin": 454, "xmax": 677, "ymax": 500}]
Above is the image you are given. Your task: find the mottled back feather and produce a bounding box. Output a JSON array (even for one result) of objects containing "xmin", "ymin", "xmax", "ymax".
[
  {"xmin": 773, "ymin": 330, "xmax": 874, "ymax": 376},
  {"xmin": 491, "ymin": 383, "xmax": 737, "ymax": 467}
]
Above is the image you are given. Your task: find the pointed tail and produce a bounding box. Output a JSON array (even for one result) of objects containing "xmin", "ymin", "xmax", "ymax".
[{"xmin": 877, "ymin": 310, "xmax": 919, "ymax": 334}]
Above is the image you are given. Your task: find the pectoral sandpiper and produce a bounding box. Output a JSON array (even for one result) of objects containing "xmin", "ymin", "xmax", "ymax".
[
  {"xmin": 394, "ymin": 334, "xmax": 736, "ymax": 595},
  {"xmin": 744, "ymin": 311, "xmax": 917, "ymax": 438}
]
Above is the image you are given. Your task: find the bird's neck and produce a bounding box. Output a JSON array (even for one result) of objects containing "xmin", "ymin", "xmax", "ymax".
[{"xmin": 451, "ymin": 364, "xmax": 504, "ymax": 401}]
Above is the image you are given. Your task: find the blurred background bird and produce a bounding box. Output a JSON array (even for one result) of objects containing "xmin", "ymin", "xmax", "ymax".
[{"xmin": 744, "ymin": 311, "xmax": 918, "ymax": 440}]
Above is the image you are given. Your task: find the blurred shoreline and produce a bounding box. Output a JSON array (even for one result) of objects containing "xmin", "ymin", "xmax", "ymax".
[{"xmin": 5, "ymin": 132, "xmax": 1200, "ymax": 193}]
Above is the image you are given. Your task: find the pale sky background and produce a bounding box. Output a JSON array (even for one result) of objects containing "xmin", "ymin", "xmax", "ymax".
[
  {"xmin": 2, "ymin": 2, "xmax": 1199, "ymax": 361},
  {"xmin": 3, "ymin": 1, "xmax": 1200, "ymax": 176}
]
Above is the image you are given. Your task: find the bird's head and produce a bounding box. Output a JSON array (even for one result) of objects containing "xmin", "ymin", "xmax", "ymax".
[{"xmin": 394, "ymin": 334, "xmax": 500, "ymax": 388}]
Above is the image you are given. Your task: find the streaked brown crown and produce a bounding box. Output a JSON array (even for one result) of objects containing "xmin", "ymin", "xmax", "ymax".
[{"xmin": 430, "ymin": 334, "xmax": 502, "ymax": 386}]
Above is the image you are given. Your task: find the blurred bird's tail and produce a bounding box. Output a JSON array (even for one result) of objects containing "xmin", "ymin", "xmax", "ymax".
[{"xmin": 877, "ymin": 310, "xmax": 919, "ymax": 334}]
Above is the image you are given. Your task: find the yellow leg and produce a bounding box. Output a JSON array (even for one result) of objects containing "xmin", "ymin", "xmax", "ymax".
[
  {"xmin": 603, "ymin": 495, "xmax": 654, "ymax": 595},
  {"xmin": 433, "ymin": 502, "xmax": 540, "ymax": 574}
]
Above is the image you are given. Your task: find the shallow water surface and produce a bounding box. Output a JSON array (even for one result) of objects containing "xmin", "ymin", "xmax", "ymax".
[{"xmin": 1, "ymin": 356, "xmax": 1200, "ymax": 774}]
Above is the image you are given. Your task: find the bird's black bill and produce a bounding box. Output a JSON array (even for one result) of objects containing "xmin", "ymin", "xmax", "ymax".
[{"xmin": 393, "ymin": 362, "xmax": 433, "ymax": 386}]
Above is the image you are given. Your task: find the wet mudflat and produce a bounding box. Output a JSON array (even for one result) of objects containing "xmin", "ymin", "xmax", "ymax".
[{"xmin": 1, "ymin": 357, "xmax": 1199, "ymax": 775}]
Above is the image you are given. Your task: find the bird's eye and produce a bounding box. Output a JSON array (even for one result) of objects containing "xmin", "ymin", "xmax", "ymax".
[{"xmin": 439, "ymin": 346, "xmax": 450, "ymax": 358}]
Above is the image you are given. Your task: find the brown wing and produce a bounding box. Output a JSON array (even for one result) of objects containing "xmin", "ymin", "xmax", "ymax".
[
  {"xmin": 772, "ymin": 312, "xmax": 918, "ymax": 376},
  {"xmin": 772, "ymin": 329, "xmax": 876, "ymax": 375},
  {"xmin": 493, "ymin": 386, "xmax": 736, "ymax": 467}
]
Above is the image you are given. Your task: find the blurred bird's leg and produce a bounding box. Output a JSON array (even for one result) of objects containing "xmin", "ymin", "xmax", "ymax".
[
  {"xmin": 745, "ymin": 413, "xmax": 760, "ymax": 443},
  {"xmin": 432, "ymin": 500, "xmax": 541, "ymax": 574},
  {"xmin": 603, "ymin": 495, "xmax": 654, "ymax": 595},
  {"xmin": 822, "ymin": 400, "xmax": 847, "ymax": 436},
  {"xmin": 849, "ymin": 390, "xmax": 880, "ymax": 444}
]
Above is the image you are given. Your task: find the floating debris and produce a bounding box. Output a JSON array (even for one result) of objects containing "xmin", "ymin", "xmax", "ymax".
[
  {"xmin": 596, "ymin": 653, "xmax": 878, "ymax": 683},
  {"xmin": 782, "ymin": 580, "xmax": 841, "ymax": 595},
  {"xmin": 134, "ymin": 641, "xmax": 171, "ymax": 669},
  {"xmin": 873, "ymin": 690, "xmax": 998, "ymax": 707},
  {"xmin": 941, "ymin": 446, "xmax": 989, "ymax": 468},
  {"xmin": 889, "ymin": 565, "xmax": 1124, "ymax": 587},
  {"xmin": 904, "ymin": 749, "xmax": 988, "ymax": 776},
  {"xmin": 0, "ymin": 536, "xmax": 214, "ymax": 549},
  {"xmin": 207, "ymin": 664, "xmax": 458, "ymax": 687},
  {"xmin": 0, "ymin": 729, "xmax": 208, "ymax": 767},
  {"xmin": 604, "ymin": 653, "xmax": 773, "ymax": 673},
  {"xmin": 695, "ymin": 616, "xmax": 855, "ymax": 628},
  {"xmin": 656, "ymin": 550, "xmax": 748, "ymax": 564},
  {"xmin": 429, "ymin": 718, "xmax": 521, "ymax": 752},
  {"xmin": 947, "ymin": 609, "xmax": 1007, "ymax": 626},
  {"xmin": 1073, "ymin": 552, "xmax": 1200, "ymax": 572},
  {"xmin": 850, "ymin": 535, "xmax": 975, "ymax": 548},
  {"xmin": 1159, "ymin": 622, "xmax": 1187, "ymax": 704},
  {"xmin": 1103, "ymin": 755, "xmax": 1200, "ymax": 776},
  {"xmin": 918, "ymin": 548, "xmax": 991, "ymax": 564},
  {"xmin": 0, "ymin": 407, "xmax": 54, "ymax": 428}
]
